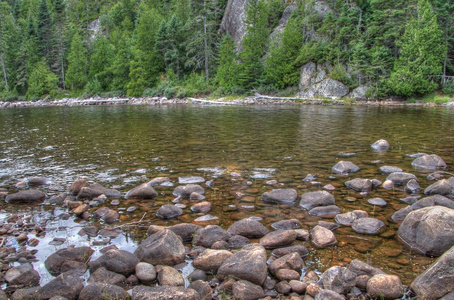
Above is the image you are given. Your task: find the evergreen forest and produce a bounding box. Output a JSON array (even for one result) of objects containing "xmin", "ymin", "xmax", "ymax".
[{"xmin": 0, "ymin": 0, "xmax": 453, "ymax": 101}]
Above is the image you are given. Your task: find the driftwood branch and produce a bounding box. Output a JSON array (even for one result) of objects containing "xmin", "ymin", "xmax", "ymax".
[
  {"xmin": 253, "ymin": 92, "xmax": 336, "ymax": 102},
  {"xmin": 71, "ymin": 99, "xmax": 130, "ymax": 104},
  {"xmin": 114, "ymin": 213, "xmax": 149, "ymax": 229},
  {"xmin": 187, "ymin": 98, "xmax": 236, "ymax": 105}
]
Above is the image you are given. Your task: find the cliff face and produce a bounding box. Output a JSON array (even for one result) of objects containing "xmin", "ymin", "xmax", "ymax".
[{"xmin": 220, "ymin": 0, "xmax": 249, "ymax": 50}]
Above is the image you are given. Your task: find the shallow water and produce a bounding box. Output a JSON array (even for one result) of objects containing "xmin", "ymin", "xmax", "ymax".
[{"xmin": 1, "ymin": 104, "xmax": 454, "ymax": 285}]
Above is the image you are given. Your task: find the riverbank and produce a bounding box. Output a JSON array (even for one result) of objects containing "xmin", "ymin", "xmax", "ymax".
[{"xmin": 1, "ymin": 95, "xmax": 454, "ymax": 109}]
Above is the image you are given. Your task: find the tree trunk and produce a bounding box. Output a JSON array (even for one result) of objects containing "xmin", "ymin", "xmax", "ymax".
[
  {"xmin": 203, "ymin": 0, "xmax": 209, "ymax": 80},
  {"xmin": 0, "ymin": 54, "xmax": 8, "ymax": 90}
]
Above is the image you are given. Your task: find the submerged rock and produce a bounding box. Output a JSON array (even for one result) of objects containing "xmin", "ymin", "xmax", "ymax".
[
  {"xmin": 371, "ymin": 139, "xmax": 390, "ymax": 150},
  {"xmin": 352, "ymin": 218, "xmax": 385, "ymax": 235},
  {"xmin": 386, "ymin": 172, "xmax": 417, "ymax": 186},
  {"xmin": 261, "ymin": 189, "xmax": 298, "ymax": 205},
  {"xmin": 260, "ymin": 230, "xmax": 297, "ymax": 249},
  {"xmin": 309, "ymin": 205, "xmax": 341, "ymax": 218},
  {"xmin": 5, "ymin": 190, "xmax": 46, "ymax": 204},
  {"xmin": 156, "ymin": 205, "xmax": 183, "ymax": 219},
  {"xmin": 300, "ymin": 191, "xmax": 335, "ymax": 210},
  {"xmin": 335, "ymin": 210, "xmax": 368, "ymax": 226},
  {"xmin": 332, "ymin": 161, "xmax": 360, "ymax": 174},
  {"xmin": 77, "ymin": 183, "xmax": 121, "ymax": 199},
  {"xmin": 172, "ymin": 184, "xmax": 205, "ymax": 199}
]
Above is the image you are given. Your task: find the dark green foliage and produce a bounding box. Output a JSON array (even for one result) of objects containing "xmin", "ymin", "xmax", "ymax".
[
  {"xmin": 215, "ymin": 34, "xmax": 239, "ymax": 93},
  {"xmin": 27, "ymin": 59, "xmax": 59, "ymax": 100},
  {"xmin": 65, "ymin": 32, "xmax": 88, "ymax": 90}
]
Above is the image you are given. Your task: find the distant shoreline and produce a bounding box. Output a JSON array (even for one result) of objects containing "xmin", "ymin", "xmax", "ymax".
[{"xmin": 1, "ymin": 96, "xmax": 454, "ymax": 109}]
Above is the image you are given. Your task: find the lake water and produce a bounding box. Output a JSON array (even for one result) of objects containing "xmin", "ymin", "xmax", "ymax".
[{"xmin": 1, "ymin": 104, "xmax": 454, "ymax": 285}]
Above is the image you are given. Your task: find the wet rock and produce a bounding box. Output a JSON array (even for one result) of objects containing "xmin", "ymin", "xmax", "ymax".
[
  {"xmin": 172, "ymin": 184, "xmax": 205, "ymax": 199},
  {"xmin": 193, "ymin": 249, "xmax": 233, "ymax": 273},
  {"xmin": 317, "ymin": 221, "xmax": 340, "ymax": 231},
  {"xmin": 157, "ymin": 265, "xmax": 184, "ymax": 286},
  {"xmin": 412, "ymin": 154, "xmax": 447, "ymax": 170},
  {"xmin": 424, "ymin": 179, "xmax": 454, "ymax": 197},
  {"xmin": 351, "ymin": 218, "xmax": 385, "ymax": 235},
  {"xmin": 168, "ymin": 223, "xmax": 201, "ymax": 242},
  {"xmin": 321, "ymin": 266, "xmax": 356, "ymax": 294},
  {"xmin": 400, "ymin": 196, "xmax": 420, "ymax": 204},
  {"xmin": 412, "ymin": 195, "xmax": 454, "ymax": 210},
  {"xmin": 315, "ymin": 289, "xmax": 345, "ymax": 300},
  {"xmin": 232, "ymin": 280, "xmax": 264, "ymax": 300},
  {"xmin": 289, "ymin": 280, "xmax": 307, "ymax": 294},
  {"xmin": 332, "ymin": 161, "xmax": 360, "ymax": 174},
  {"xmin": 391, "ymin": 206, "xmax": 413, "ymax": 223},
  {"xmin": 189, "ymin": 280, "xmax": 212, "ymax": 300},
  {"xmin": 397, "ymin": 206, "xmax": 454, "ymax": 256},
  {"xmin": 411, "ymin": 245, "xmax": 454, "ymax": 300},
  {"xmin": 131, "ymin": 285, "xmax": 199, "ymax": 300},
  {"xmin": 194, "ymin": 214, "xmax": 218, "ymax": 222},
  {"xmin": 10, "ymin": 287, "xmax": 39, "ymax": 300},
  {"xmin": 4, "ymin": 263, "xmax": 40, "ymax": 288},
  {"xmin": 72, "ymin": 203, "xmax": 89, "ymax": 215},
  {"xmin": 303, "ymin": 174, "xmax": 316, "ymax": 182},
  {"xmin": 189, "ymin": 192, "xmax": 206, "ymax": 201},
  {"xmin": 135, "ymin": 262, "xmax": 156, "ymax": 283},
  {"xmin": 88, "ymin": 249, "xmax": 139, "ymax": 276},
  {"xmin": 77, "ymin": 183, "xmax": 121, "ymax": 199},
  {"xmin": 309, "ymin": 205, "xmax": 341, "ymax": 218},
  {"xmin": 227, "ymin": 218, "xmax": 269, "ymax": 238},
  {"xmin": 300, "ymin": 191, "xmax": 335, "ymax": 210},
  {"xmin": 404, "ymin": 179, "xmax": 420, "ymax": 194},
  {"xmin": 88, "ymin": 266, "xmax": 126, "ymax": 286},
  {"xmin": 371, "ymin": 139, "xmax": 390, "ymax": 150},
  {"xmin": 269, "ymin": 252, "xmax": 304, "ymax": 276},
  {"xmin": 260, "ymin": 230, "xmax": 297, "ymax": 249},
  {"xmin": 271, "ymin": 219, "xmax": 301, "ymax": 230},
  {"xmin": 192, "ymin": 225, "xmax": 230, "ymax": 248},
  {"xmin": 190, "ymin": 201, "xmax": 212, "ymax": 213},
  {"xmin": 348, "ymin": 259, "xmax": 384, "ymax": 277},
  {"xmin": 5, "ymin": 190, "xmax": 46, "ymax": 204},
  {"xmin": 275, "ymin": 281, "xmax": 292, "ymax": 295},
  {"xmin": 79, "ymin": 283, "xmax": 130, "ymax": 300},
  {"xmin": 271, "ymin": 245, "xmax": 309, "ymax": 258},
  {"xmin": 70, "ymin": 179, "xmax": 87, "ymax": 195},
  {"xmin": 135, "ymin": 229, "xmax": 185, "ymax": 266},
  {"xmin": 217, "ymin": 244, "xmax": 268, "ymax": 285},
  {"xmin": 345, "ymin": 178, "xmax": 373, "ymax": 192},
  {"xmin": 179, "ymin": 176, "xmax": 205, "ymax": 184},
  {"xmin": 93, "ymin": 207, "xmax": 119, "ymax": 223},
  {"xmin": 367, "ymin": 198, "xmax": 387, "ymax": 206},
  {"xmin": 188, "ymin": 269, "xmax": 207, "ymax": 282},
  {"xmin": 261, "ymin": 189, "xmax": 298, "ymax": 205},
  {"xmin": 275, "ymin": 269, "xmax": 300, "ymax": 281},
  {"xmin": 125, "ymin": 183, "xmax": 158, "ymax": 199},
  {"xmin": 156, "ymin": 204, "xmax": 183, "ymax": 219},
  {"xmin": 148, "ymin": 177, "xmax": 172, "ymax": 186},
  {"xmin": 45, "ymin": 246, "xmax": 94, "ymax": 276},
  {"xmin": 382, "ymin": 180, "xmax": 394, "ymax": 189},
  {"xmin": 386, "ymin": 172, "xmax": 417, "ymax": 186},
  {"xmin": 38, "ymin": 271, "xmax": 84, "ymax": 300},
  {"xmin": 367, "ymin": 274, "xmax": 403, "ymax": 299},
  {"xmin": 48, "ymin": 192, "xmax": 67, "ymax": 205},
  {"xmin": 379, "ymin": 166, "xmax": 402, "ymax": 174},
  {"xmin": 294, "ymin": 229, "xmax": 310, "ymax": 241},
  {"xmin": 335, "ymin": 210, "xmax": 368, "ymax": 226},
  {"xmin": 311, "ymin": 225, "xmax": 337, "ymax": 248},
  {"xmin": 228, "ymin": 235, "xmax": 250, "ymax": 248}
]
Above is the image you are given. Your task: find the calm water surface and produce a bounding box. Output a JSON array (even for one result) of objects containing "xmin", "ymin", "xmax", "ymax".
[{"xmin": 1, "ymin": 104, "xmax": 454, "ymax": 285}]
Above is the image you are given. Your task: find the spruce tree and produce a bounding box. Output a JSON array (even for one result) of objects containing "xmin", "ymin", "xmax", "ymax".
[
  {"xmin": 215, "ymin": 34, "xmax": 239, "ymax": 92},
  {"xmin": 65, "ymin": 32, "xmax": 88, "ymax": 90},
  {"xmin": 37, "ymin": 0, "xmax": 53, "ymax": 63},
  {"xmin": 388, "ymin": 0, "xmax": 446, "ymax": 96},
  {"xmin": 27, "ymin": 58, "xmax": 58, "ymax": 100},
  {"xmin": 89, "ymin": 36, "xmax": 115, "ymax": 91}
]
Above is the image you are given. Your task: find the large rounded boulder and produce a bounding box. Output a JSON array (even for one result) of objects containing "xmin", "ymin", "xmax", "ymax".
[
  {"xmin": 88, "ymin": 249, "xmax": 139, "ymax": 276},
  {"xmin": 261, "ymin": 189, "xmax": 298, "ymax": 205},
  {"xmin": 397, "ymin": 206, "xmax": 454, "ymax": 256},
  {"xmin": 5, "ymin": 190, "xmax": 46, "ymax": 204},
  {"xmin": 125, "ymin": 182, "xmax": 158, "ymax": 199},
  {"xmin": 332, "ymin": 161, "xmax": 360, "ymax": 174},
  {"xmin": 227, "ymin": 218, "xmax": 269, "ymax": 238},
  {"xmin": 135, "ymin": 229, "xmax": 185, "ymax": 266},
  {"xmin": 412, "ymin": 154, "xmax": 447, "ymax": 170},
  {"xmin": 300, "ymin": 191, "xmax": 335, "ymax": 210}
]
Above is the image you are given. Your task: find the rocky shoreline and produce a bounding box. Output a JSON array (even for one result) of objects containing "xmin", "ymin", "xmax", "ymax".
[
  {"xmin": 1, "ymin": 96, "xmax": 454, "ymax": 109},
  {"xmin": 0, "ymin": 143, "xmax": 453, "ymax": 300}
]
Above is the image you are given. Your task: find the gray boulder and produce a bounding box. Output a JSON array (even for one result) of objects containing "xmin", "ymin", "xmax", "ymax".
[
  {"xmin": 348, "ymin": 259, "xmax": 384, "ymax": 277},
  {"xmin": 156, "ymin": 205, "xmax": 183, "ymax": 219},
  {"xmin": 135, "ymin": 229, "xmax": 185, "ymax": 266},
  {"xmin": 79, "ymin": 283, "xmax": 130, "ymax": 300},
  {"xmin": 386, "ymin": 172, "xmax": 417, "ymax": 186},
  {"xmin": 168, "ymin": 223, "xmax": 202, "ymax": 242},
  {"xmin": 217, "ymin": 244, "xmax": 268, "ymax": 286},
  {"xmin": 88, "ymin": 249, "xmax": 139, "ymax": 276},
  {"xmin": 412, "ymin": 154, "xmax": 447, "ymax": 169},
  {"xmin": 271, "ymin": 219, "xmax": 301, "ymax": 230},
  {"xmin": 352, "ymin": 218, "xmax": 385, "ymax": 235},
  {"xmin": 131, "ymin": 286, "xmax": 199, "ymax": 300},
  {"xmin": 412, "ymin": 195, "xmax": 454, "ymax": 210},
  {"xmin": 367, "ymin": 274, "xmax": 403, "ymax": 299},
  {"xmin": 135, "ymin": 262, "xmax": 156, "ymax": 283},
  {"xmin": 172, "ymin": 184, "xmax": 205, "ymax": 199},
  {"xmin": 125, "ymin": 183, "xmax": 158, "ymax": 199},
  {"xmin": 391, "ymin": 206, "xmax": 414, "ymax": 223},
  {"xmin": 188, "ymin": 280, "xmax": 212, "ymax": 300},
  {"xmin": 321, "ymin": 266, "xmax": 357, "ymax": 294},
  {"xmin": 405, "ymin": 179, "xmax": 420, "ymax": 194},
  {"xmin": 260, "ymin": 229, "xmax": 297, "ymax": 249},
  {"xmin": 311, "ymin": 225, "xmax": 337, "ymax": 248},
  {"xmin": 157, "ymin": 265, "xmax": 184, "ymax": 286},
  {"xmin": 300, "ymin": 191, "xmax": 335, "ymax": 210},
  {"xmin": 227, "ymin": 218, "xmax": 269, "ymax": 238},
  {"xmin": 271, "ymin": 245, "xmax": 309, "ymax": 258},
  {"xmin": 371, "ymin": 139, "xmax": 390, "ymax": 150},
  {"xmin": 411, "ymin": 245, "xmax": 454, "ymax": 300},
  {"xmin": 192, "ymin": 225, "xmax": 230, "ymax": 248},
  {"xmin": 345, "ymin": 178, "xmax": 373, "ymax": 192},
  {"xmin": 45, "ymin": 246, "xmax": 94, "ymax": 276},
  {"xmin": 424, "ymin": 179, "xmax": 454, "ymax": 197},
  {"xmin": 77, "ymin": 183, "xmax": 121, "ymax": 199},
  {"xmin": 315, "ymin": 289, "xmax": 345, "ymax": 300},
  {"xmin": 70, "ymin": 178, "xmax": 87, "ymax": 195},
  {"xmin": 269, "ymin": 252, "xmax": 304, "ymax": 276},
  {"xmin": 193, "ymin": 249, "xmax": 233, "ymax": 273},
  {"xmin": 232, "ymin": 280, "xmax": 265, "ymax": 300},
  {"xmin": 88, "ymin": 266, "xmax": 126, "ymax": 286},
  {"xmin": 379, "ymin": 166, "xmax": 402, "ymax": 174},
  {"xmin": 38, "ymin": 271, "xmax": 84, "ymax": 300},
  {"xmin": 309, "ymin": 205, "xmax": 341, "ymax": 218},
  {"xmin": 261, "ymin": 189, "xmax": 298, "ymax": 205},
  {"xmin": 397, "ymin": 206, "xmax": 454, "ymax": 256},
  {"xmin": 5, "ymin": 190, "xmax": 46, "ymax": 204},
  {"xmin": 4, "ymin": 263, "xmax": 40, "ymax": 288},
  {"xmin": 332, "ymin": 161, "xmax": 360, "ymax": 174},
  {"xmin": 335, "ymin": 210, "xmax": 368, "ymax": 226}
]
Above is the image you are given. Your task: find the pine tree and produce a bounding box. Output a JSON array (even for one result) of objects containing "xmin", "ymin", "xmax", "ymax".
[
  {"xmin": 109, "ymin": 29, "xmax": 132, "ymax": 92},
  {"xmin": 388, "ymin": 0, "xmax": 446, "ymax": 96},
  {"xmin": 37, "ymin": 0, "xmax": 53, "ymax": 64},
  {"xmin": 27, "ymin": 58, "xmax": 59, "ymax": 100},
  {"xmin": 52, "ymin": 0, "xmax": 67, "ymax": 89},
  {"xmin": 238, "ymin": 0, "xmax": 269, "ymax": 90},
  {"xmin": 215, "ymin": 34, "xmax": 239, "ymax": 92},
  {"xmin": 65, "ymin": 32, "xmax": 88, "ymax": 90},
  {"xmin": 433, "ymin": 0, "xmax": 454, "ymax": 76},
  {"xmin": 89, "ymin": 36, "xmax": 115, "ymax": 91},
  {"xmin": 156, "ymin": 15, "xmax": 184, "ymax": 78}
]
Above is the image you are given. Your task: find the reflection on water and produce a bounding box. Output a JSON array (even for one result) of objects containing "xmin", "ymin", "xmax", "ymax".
[{"xmin": 1, "ymin": 105, "xmax": 454, "ymax": 285}]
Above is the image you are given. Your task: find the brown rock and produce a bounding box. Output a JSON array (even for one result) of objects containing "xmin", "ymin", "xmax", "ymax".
[
  {"xmin": 157, "ymin": 265, "xmax": 184, "ymax": 286},
  {"xmin": 193, "ymin": 249, "xmax": 233, "ymax": 273},
  {"xmin": 311, "ymin": 225, "xmax": 337, "ymax": 248},
  {"xmin": 367, "ymin": 274, "xmax": 403, "ymax": 299},
  {"xmin": 260, "ymin": 230, "xmax": 297, "ymax": 249},
  {"xmin": 232, "ymin": 280, "xmax": 265, "ymax": 300}
]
